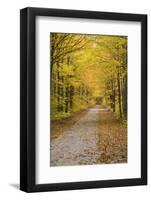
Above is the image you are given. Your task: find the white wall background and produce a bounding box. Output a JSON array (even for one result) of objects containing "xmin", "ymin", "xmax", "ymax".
[{"xmin": 0, "ymin": 0, "xmax": 150, "ymax": 199}]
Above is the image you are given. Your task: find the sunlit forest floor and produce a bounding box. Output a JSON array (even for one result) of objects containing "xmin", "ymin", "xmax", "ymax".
[{"xmin": 50, "ymin": 105, "xmax": 127, "ymax": 166}]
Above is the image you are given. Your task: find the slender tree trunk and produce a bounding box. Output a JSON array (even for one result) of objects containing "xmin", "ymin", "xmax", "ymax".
[
  {"xmin": 57, "ymin": 69, "xmax": 61, "ymax": 112},
  {"xmin": 117, "ymin": 71, "xmax": 122, "ymax": 118},
  {"xmin": 122, "ymin": 74, "xmax": 127, "ymax": 119},
  {"xmin": 112, "ymin": 80, "xmax": 116, "ymax": 112},
  {"xmin": 60, "ymin": 75, "xmax": 64, "ymax": 112},
  {"xmin": 65, "ymin": 85, "xmax": 69, "ymax": 113},
  {"xmin": 69, "ymin": 85, "xmax": 74, "ymax": 109}
]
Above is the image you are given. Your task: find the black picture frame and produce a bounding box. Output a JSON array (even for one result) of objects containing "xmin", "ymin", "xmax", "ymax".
[{"xmin": 20, "ymin": 7, "xmax": 147, "ymax": 192}]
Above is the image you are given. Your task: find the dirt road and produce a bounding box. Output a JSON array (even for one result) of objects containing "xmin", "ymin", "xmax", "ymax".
[{"xmin": 50, "ymin": 105, "xmax": 127, "ymax": 166}]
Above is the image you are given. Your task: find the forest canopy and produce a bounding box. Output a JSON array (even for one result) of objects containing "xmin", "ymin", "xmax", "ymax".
[{"xmin": 50, "ymin": 33, "xmax": 127, "ymax": 121}]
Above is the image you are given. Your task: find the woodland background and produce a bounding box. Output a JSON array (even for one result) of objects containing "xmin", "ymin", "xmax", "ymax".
[{"xmin": 51, "ymin": 33, "xmax": 127, "ymax": 121}]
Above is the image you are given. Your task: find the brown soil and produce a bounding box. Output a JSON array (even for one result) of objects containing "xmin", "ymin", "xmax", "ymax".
[
  {"xmin": 51, "ymin": 109, "xmax": 88, "ymax": 140},
  {"xmin": 97, "ymin": 110, "xmax": 127, "ymax": 164},
  {"xmin": 50, "ymin": 106, "xmax": 127, "ymax": 166}
]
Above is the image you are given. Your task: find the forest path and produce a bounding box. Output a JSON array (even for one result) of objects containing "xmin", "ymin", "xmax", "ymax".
[{"xmin": 50, "ymin": 105, "xmax": 127, "ymax": 166}]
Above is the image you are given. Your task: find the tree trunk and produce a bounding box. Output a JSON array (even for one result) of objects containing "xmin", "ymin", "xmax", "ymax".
[
  {"xmin": 112, "ymin": 80, "xmax": 116, "ymax": 112},
  {"xmin": 122, "ymin": 74, "xmax": 127, "ymax": 119},
  {"xmin": 69, "ymin": 85, "xmax": 74, "ymax": 110},
  {"xmin": 117, "ymin": 72, "xmax": 122, "ymax": 118},
  {"xmin": 65, "ymin": 85, "xmax": 69, "ymax": 113}
]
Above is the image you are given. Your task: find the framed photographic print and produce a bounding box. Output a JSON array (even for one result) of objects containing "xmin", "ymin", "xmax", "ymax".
[{"xmin": 20, "ymin": 7, "xmax": 147, "ymax": 192}]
